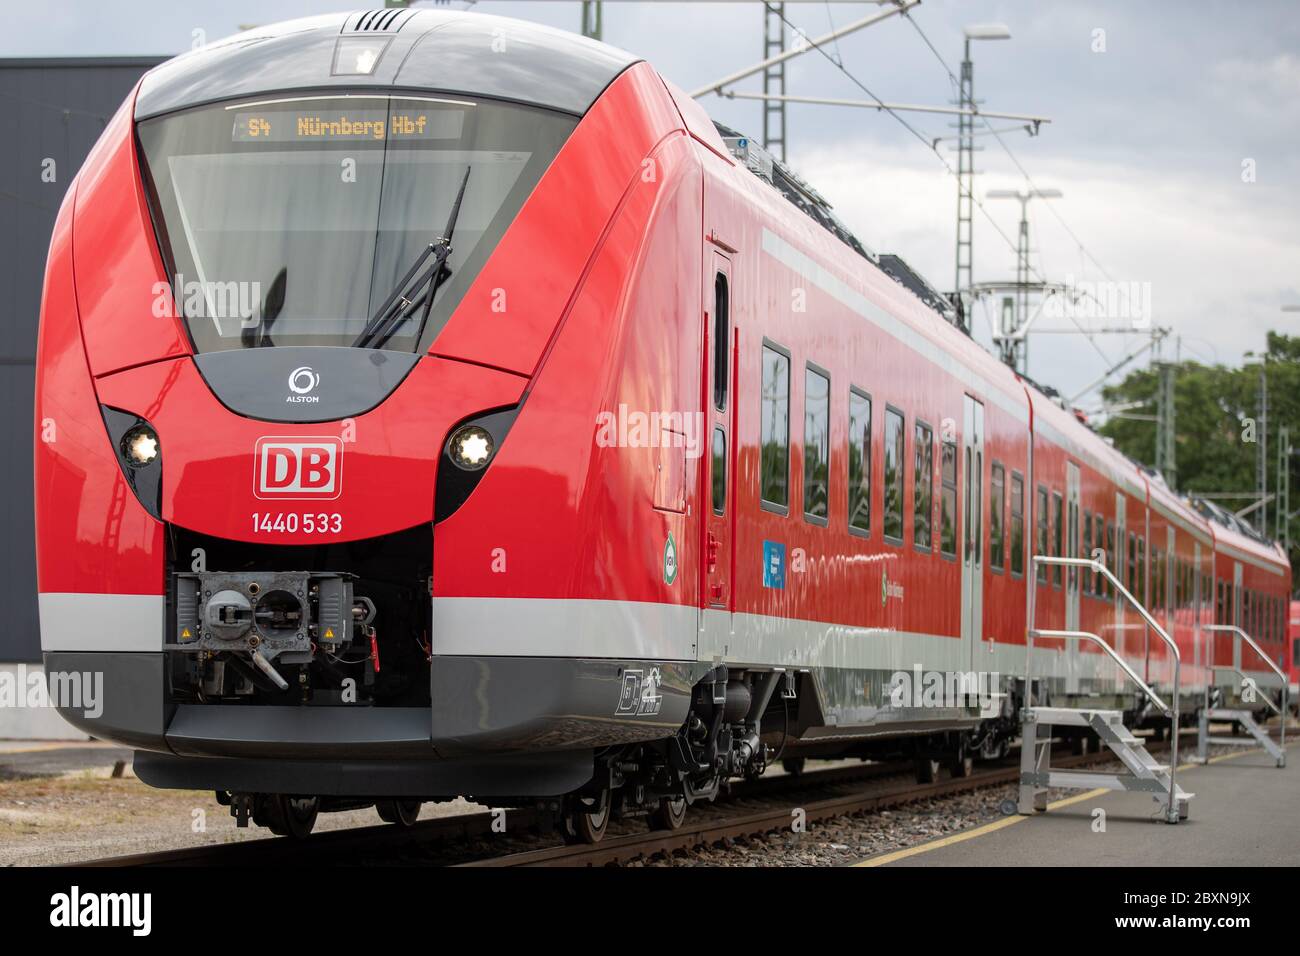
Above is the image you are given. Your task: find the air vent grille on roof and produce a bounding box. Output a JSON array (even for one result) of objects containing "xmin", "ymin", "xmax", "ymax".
[{"xmin": 344, "ymin": 9, "xmax": 412, "ymax": 33}]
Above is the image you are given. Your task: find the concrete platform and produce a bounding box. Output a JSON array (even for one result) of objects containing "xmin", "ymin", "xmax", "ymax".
[{"xmin": 857, "ymin": 748, "xmax": 1299, "ymax": 867}]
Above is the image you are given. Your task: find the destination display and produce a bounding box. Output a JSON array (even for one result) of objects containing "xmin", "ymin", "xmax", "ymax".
[{"xmin": 232, "ymin": 107, "xmax": 465, "ymax": 143}]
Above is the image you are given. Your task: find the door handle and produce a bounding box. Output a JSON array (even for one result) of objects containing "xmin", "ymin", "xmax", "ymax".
[{"xmin": 707, "ymin": 532, "xmax": 719, "ymax": 572}]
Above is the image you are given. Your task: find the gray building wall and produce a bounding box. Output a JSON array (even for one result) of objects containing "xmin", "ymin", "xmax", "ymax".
[{"xmin": 0, "ymin": 58, "xmax": 167, "ymax": 662}]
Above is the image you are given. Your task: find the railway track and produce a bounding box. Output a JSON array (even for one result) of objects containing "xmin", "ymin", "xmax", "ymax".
[
  {"xmin": 458, "ymin": 748, "xmax": 1111, "ymax": 867},
  {"xmin": 75, "ymin": 742, "xmax": 1143, "ymax": 868},
  {"xmin": 77, "ymin": 757, "xmax": 913, "ymax": 867}
]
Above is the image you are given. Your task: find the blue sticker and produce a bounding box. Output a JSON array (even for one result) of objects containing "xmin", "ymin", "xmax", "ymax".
[{"xmin": 762, "ymin": 540, "xmax": 786, "ymax": 589}]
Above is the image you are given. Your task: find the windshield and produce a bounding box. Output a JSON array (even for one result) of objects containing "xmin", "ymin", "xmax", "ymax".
[{"xmin": 138, "ymin": 94, "xmax": 575, "ymax": 352}]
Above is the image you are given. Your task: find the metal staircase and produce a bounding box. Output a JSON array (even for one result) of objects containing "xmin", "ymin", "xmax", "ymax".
[
  {"xmin": 1196, "ymin": 625, "xmax": 1287, "ymax": 768},
  {"xmin": 1020, "ymin": 555, "xmax": 1192, "ymax": 825}
]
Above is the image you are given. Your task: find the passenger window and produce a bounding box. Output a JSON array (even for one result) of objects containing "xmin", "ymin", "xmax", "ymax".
[
  {"xmin": 1036, "ymin": 486, "xmax": 1049, "ymax": 583},
  {"xmin": 1051, "ymin": 491, "xmax": 1063, "ymax": 588},
  {"xmin": 913, "ymin": 422, "xmax": 934, "ymax": 552},
  {"xmin": 1105, "ymin": 521, "xmax": 1116, "ymax": 598},
  {"xmin": 1127, "ymin": 532, "xmax": 1136, "ymax": 593},
  {"xmin": 883, "ymin": 408, "xmax": 904, "ymax": 543},
  {"xmin": 713, "ymin": 273, "xmax": 729, "ymax": 411},
  {"xmin": 1136, "ymin": 536, "xmax": 1145, "ymax": 602},
  {"xmin": 990, "ymin": 463, "xmax": 1005, "ymax": 571},
  {"xmin": 939, "ymin": 441, "xmax": 957, "ymax": 558},
  {"xmin": 1151, "ymin": 547, "xmax": 1160, "ymax": 609},
  {"xmin": 760, "ymin": 344, "xmax": 790, "ymax": 510},
  {"xmin": 1009, "ymin": 472, "xmax": 1025, "ymax": 576},
  {"xmin": 848, "ymin": 388, "xmax": 871, "ymax": 535},
  {"xmin": 1082, "ymin": 510, "xmax": 1093, "ymax": 592},
  {"xmin": 711, "ymin": 427, "xmax": 726, "ymax": 516},
  {"xmin": 803, "ymin": 366, "xmax": 829, "ymax": 523}
]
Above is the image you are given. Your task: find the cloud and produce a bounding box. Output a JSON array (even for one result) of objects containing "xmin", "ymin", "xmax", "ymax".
[{"xmin": 795, "ymin": 137, "xmax": 1300, "ymax": 401}]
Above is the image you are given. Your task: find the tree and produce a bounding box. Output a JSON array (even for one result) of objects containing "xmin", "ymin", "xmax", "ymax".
[{"xmin": 1099, "ymin": 331, "xmax": 1300, "ymax": 582}]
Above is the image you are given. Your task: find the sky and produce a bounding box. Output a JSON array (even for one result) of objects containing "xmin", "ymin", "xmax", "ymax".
[{"xmin": 4, "ymin": 1, "xmax": 1298, "ymax": 415}]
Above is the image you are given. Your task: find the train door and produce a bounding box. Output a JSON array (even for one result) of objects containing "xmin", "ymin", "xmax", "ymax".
[
  {"xmin": 1065, "ymin": 463, "xmax": 1080, "ymax": 632},
  {"xmin": 699, "ymin": 251, "xmax": 734, "ymax": 660},
  {"xmin": 960, "ymin": 395, "xmax": 984, "ymax": 667}
]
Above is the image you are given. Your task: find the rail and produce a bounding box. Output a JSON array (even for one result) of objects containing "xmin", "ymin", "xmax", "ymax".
[
  {"xmin": 1204, "ymin": 624, "xmax": 1289, "ymax": 750},
  {"xmin": 1030, "ymin": 555, "xmax": 1182, "ymax": 825}
]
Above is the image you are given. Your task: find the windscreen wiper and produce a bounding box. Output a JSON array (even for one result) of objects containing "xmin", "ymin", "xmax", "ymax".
[{"xmin": 353, "ymin": 165, "xmax": 471, "ymax": 350}]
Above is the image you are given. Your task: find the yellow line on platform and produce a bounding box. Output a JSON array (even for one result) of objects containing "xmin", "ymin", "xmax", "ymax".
[
  {"xmin": 853, "ymin": 744, "xmax": 1279, "ymax": 868},
  {"xmin": 853, "ymin": 788, "xmax": 1109, "ymax": 867}
]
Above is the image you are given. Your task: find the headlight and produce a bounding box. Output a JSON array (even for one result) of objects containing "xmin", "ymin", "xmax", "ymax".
[
  {"xmin": 447, "ymin": 424, "xmax": 494, "ymax": 471},
  {"xmin": 121, "ymin": 424, "xmax": 160, "ymax": 467}
]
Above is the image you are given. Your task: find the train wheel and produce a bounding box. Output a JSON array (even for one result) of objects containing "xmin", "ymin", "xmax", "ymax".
[
  {"xmin": 262, "ymin": 795, "xmax": 319, "ymax": 839},
  {"xmin": 648, "ymin": 796, "xmax": 687, "ymax": 831},
  {"xmin": 565, "ymin": 792, "xmax": 610, "ymax": 844},
  {"xmin": 781, "ymin": 757, "xmax": 806, "ymax": 777},
  {"xmin": 948, "ymin": 746, "xmax": 973, "ymax": 778},
  {"xmin": 914, "ymin": 757, "xmax": 941, "ymax": 784},
  {"xmin": 375, "ymin": 799, "xmax": 422, "ymax": 827}
]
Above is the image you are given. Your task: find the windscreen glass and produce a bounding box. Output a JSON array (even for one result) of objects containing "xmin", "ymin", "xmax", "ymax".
[{"xmin": 138, "ymin": 94, "xmax": 575, "ymax": 352}]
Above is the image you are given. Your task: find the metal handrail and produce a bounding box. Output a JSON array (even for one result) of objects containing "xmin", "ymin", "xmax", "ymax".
[
  {"xmin": 1030, "ymin": 555, "xmax": 1182, "ymax": 824},
  {"xmin": 1031, "ymin": 629, "xmax": 1169, "ymax": 714},
  {"xmin": 1203, "ymin": 624, "xmax": 1289, "ymax": 749}
]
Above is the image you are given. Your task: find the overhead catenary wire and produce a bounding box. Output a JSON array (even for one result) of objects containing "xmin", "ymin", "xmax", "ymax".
[
  {"xmin": 898, "ymin": 7, "xmax": 1117, "ymax": 285},
  {"xmin": 896, "ymin": 7, "xmax": 1136, "ymax": 378},
  {"xmin": 762, "ymin": 2, "xmax": 1035, "ymax": 280}
]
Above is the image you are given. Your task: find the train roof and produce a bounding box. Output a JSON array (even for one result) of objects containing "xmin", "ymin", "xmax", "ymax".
[
  {"xmin": 135, "ymin": 9, "xmax": 640, "ymax": 120},
  {"xmin": 1193, "ymin": 498, "xmax": 1289, "ymax": 568}
]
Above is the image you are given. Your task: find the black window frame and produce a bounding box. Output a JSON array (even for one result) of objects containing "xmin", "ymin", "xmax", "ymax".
[
  {"xmin": 712, "ymin": 272, "xmax": 730, "ymax": 412},
  {"xmin": 759, "ymin": 339, "xmax": 791, "ymax": 515},
  {"xmin": 711, "ymin": 426, "xmax": 726, "ymax": 516},
  {"xmin": 1082, "ymin": 510, "xmax": 1093, "ymax": 596},
  {"xmin": 802, "ymin": 362, "xmax": 831, "ymax": 526},
  {"xmin": 1035, "ymin": 485, "xmax": 1050, "ymax": 585},
  {"xmin": 913, "ymin": 419, "xmax": 935, "ymax": 554},
  {"xmin": 847, "ymin": 386, "xmax": 872, "ymax": 538},
  {"xmin": 938, "ymin": 439, "xmax": 957, "ymax": 561},
  {"xmin": 1051, "ymin": 490, "xmax": 1064, "ymax": 589},
  {"xmin": 882, "ymin": 405, "xmax": 906, "ymax": 546},
  {"xmin": 989, "ymin": 462, "xmax": 1005, "ymax": 573},
  {"xmin": 1009, "ymin": 470, "xmax": 1025, "ymax": 578}
]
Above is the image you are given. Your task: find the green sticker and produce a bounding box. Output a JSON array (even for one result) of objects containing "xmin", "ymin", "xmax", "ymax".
[
  {"xmin": 881, "ymin": 567, "xmax": 888, "ymax": 607},
  {"xmin": 663, "ymin": 533, "xmax": 678, "ymax": 585}
]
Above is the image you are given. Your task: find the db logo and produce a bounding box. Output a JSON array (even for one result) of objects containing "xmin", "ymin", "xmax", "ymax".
[{"xmin": 254, "ymin": 437, "xmax": 342, "ymax": 499}]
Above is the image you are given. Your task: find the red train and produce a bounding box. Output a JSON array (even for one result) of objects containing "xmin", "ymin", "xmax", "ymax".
[{"xmin": 35, "ymin": 9, "xmax": 1291, "ymax": 840}]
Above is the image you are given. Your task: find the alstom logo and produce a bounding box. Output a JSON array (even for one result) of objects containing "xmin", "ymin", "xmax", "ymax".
[{"xmin": 255, "ymin": 438, "xmax": 342, "ymax": 498}]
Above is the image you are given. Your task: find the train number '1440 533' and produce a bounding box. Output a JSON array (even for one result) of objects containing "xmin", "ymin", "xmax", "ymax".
[{"xmin": 252, "ymin": 512, "xmax": 342, "ymax": 534}]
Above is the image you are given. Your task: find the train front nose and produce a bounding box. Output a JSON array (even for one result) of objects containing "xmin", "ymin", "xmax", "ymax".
[{"xmin": 36, "ymin": 33, "xmax": 647, "ymax": 801}]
